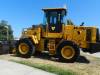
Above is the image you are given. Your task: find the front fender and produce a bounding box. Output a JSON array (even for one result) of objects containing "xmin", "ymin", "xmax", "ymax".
[
  {"xmin": 21, "ymin": 35, "xmax": 39, "ymax": 45},
  {"xmin": 30, "ymin": 35, "xmax": 39, "ymax": 44}
]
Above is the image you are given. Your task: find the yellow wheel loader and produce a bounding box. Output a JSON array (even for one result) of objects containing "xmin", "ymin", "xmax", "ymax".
[{"xmin": 16, "ymin": 8, "xmax": 100, "ymax": 62}]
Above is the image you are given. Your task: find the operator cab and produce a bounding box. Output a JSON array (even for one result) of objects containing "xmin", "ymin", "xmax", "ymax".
[{"xmin": 42, "ymin": 8, "xmax": 66, "ymax": 33}]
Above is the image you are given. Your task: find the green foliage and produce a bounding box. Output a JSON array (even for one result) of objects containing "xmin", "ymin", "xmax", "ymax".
[
  {"xmin": 0, "ymin": 20, "xmax": 14, "ymax": 40},
  {"xmin": 13, "ymin": 60, "xmax": 77, "ymax": 75},
  {"xmin": 67, "ymin": 19, "xmax": 74, "ymax": 25}
]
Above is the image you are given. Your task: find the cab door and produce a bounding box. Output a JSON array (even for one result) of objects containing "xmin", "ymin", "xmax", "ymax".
[{"xmin": 48, "ymin": 12, "xmax": 62, "ymax": 33}]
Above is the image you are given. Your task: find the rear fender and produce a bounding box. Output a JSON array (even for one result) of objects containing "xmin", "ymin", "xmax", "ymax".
[{"xmin": 56, "ymin": 39, "xmax": 79, "ymax": 50}]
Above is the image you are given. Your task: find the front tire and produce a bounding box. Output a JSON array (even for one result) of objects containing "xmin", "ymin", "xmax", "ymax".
[
  {"xmin": 57, "ymin": 41, "xmax": 80, "ymax": 63},
  {"xmin": 16, "ymin": 38, "xmax": 35, "ymax": 58}
]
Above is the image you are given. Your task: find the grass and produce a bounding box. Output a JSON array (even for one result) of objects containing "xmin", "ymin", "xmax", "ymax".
[{"xmin": 12, "ymin": 60, "xmax": 77, "ymax": 75}]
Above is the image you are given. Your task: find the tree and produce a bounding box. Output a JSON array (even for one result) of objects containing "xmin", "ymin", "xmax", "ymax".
[
  {"xmin": 0, "ymin": 20, "xmax": 14, "ymax": 41},
  {"xmin": 67, "ymin": 19, "xmax": 74, "ymax": 25},
  {"xmin": 0, "ymin": 20, "xmax": 8, "ymax": 26}
]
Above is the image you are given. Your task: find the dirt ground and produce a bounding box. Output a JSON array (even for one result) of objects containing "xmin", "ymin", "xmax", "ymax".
[{"xmin": 0, "ymin": 52, "xmax": 100, "ymax": 75}]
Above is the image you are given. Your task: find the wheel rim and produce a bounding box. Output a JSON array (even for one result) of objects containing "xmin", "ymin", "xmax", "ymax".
[
  {"xmin": 61, "ymin": 46, "xmax": 75, "ymax": 59},
  {"xmin": 19, "ymin": 43, "xmax": 29, "ymax": 54}
]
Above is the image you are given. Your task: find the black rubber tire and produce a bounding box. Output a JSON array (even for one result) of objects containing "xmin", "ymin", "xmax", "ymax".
[
  {"xmin": 57, "ymin": 41, "xmax": 80, "ymax": 63},
  {"xmin": 16, "ymin": 38, "xmax": 35, "ymax": 58},
  {"xmin": 82, "ymin": 48, "xmax": 89, "ymax": 52}
]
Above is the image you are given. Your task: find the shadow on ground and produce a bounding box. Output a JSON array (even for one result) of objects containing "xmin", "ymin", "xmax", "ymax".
[
  {"xmin": 76, "ymin": 56, "xmax": 90, "ymax": 63},
  {"xmin": 11, "ymin": 52, "xmax": 90, "ymax": 63},
  {"xmin": 33, "ymin": 53, "xmax": 90, "ymax": 64}
]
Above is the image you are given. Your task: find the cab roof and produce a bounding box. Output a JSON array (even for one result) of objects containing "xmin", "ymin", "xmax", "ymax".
[{"xmin": 42, "ymin": 8, "xmax": 66, "ymax": 11}]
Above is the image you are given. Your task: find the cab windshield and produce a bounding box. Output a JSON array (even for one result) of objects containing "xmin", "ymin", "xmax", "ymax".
[{"xmin": 43, "ymin": 10, "xmax": 66, "ymax": 25}]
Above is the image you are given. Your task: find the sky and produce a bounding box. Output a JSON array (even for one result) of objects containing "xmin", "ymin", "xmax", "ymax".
[{"xmin": 0, "ymin": 0, "xmax": 100, "ymax": 38}]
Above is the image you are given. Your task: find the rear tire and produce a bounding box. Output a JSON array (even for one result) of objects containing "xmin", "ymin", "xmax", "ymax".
[
  {"xmin": 57, "ymin": 41, "xmax": 80, "ymax": 63},
  {"xmin": 16, "ymin": 38, "xmax": 35, "ymax": 58}
]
